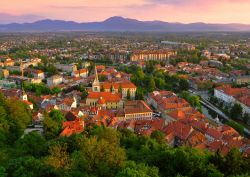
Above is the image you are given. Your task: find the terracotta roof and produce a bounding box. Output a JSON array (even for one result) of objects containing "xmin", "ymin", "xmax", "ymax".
[
  {"xmin": 188, "ymin": 119, "xmax": 208, "ymax": 133},
  {"xmin": 159, "ymin": 98, "xmax": 189, "ymax": 110},
  {"xmin": 134, "ymin": 119, "xmax": 165, "ymax": 136},
  {"xmin": 96, "ymin": 65, "xmax": 105, "ymax": 70},
  {"xmin": 87, "ymin": 92, "xmax": 121, "ymax": 103},
  {"xmin": 117, "ymin": 120, "xmax": 136, "ymax": 130},
  {"xmin": 97, "ymin": 97, "xmax": 106, "ymax": 105},
  {"xmin": 33, "ymin": 70, "xmax": 44, "ymax": 74},
  {"xmin": 1, "ymin": 88, "xmax": 22, "ymax": 98},
  {"xmin": 168, "ymin": 110, "xmax": 186, "ymax": 120},
  {"xmin": 124, "ymin": 100, "xmax": 152, "ymax": 114},
  {"xmin": 170, "ymin": 107, "xmax": 206, "ymax": 121},
  {"xmin": 208, "ymin": 140, "xmax": 223, "ymax": 152},
  {"xmin": 186, "ymin": 130, "xmax": 205, "ymax": 147},
  {"xmin": 22, "ymin": 100, "xmax": 33, "ymax": 106},
  {"xmin": 220, "ymin": 125, "xmax": 239, "ymax": 136},
  {"xmin": 215, "ymin": 85, "xmax": 249, "ymax": 97},
  {"xmin": 163, "ymin": 121, "xmax": 193, "ymax": 141},
  {"xmin": 194, "ymin": 142, "xmax": 207, "ymax": 150},
  {"xmin": 59, "ymin": 97, "xmax": 75, "ymax": 107},
  {"xmin": 206, "ymin": 128, "xmax": 223, "ymax": 140},
  {"xmin": 79, "ymin": 68, "xmax": 88, "ymax": 74},
  {"xmin": 101, "ymin": 80, "xmax": 136, "ymax": 89},
  {"xmin": 60, "ymin": 118, "xmax": 84, "ymax": 137}
]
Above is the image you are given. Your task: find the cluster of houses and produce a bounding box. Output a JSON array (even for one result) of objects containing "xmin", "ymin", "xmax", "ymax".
[
  {"xmin": 141, "ymin": 61, "xmax": 249, "ymax": 91},
  {"xmin": 0, "ymin": 56, "xmax": 249, "ymax": 156},
  {"xmin": 1, "ymin": 75, "xmax": 249, "ymax": 156},
  {"xmin": 0, "ymin": 58, "xmax": 45, "ymax": 85},
  {"xmin": 214, "ymin": 85, "xmax": 250, "ymax": 115},
  {"xmin": 120, "ymin": 90, "xmax": 250, "ymax": 156}
]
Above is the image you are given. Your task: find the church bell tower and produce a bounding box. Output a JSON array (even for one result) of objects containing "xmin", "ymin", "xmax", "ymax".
[{"xmin": 92, "ymin": 66, "xmax": 100, "ymax": 92}]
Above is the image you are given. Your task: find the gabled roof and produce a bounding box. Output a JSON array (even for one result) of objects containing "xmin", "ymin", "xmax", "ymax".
[
  {"xmin": 60, "ymin": 118, "xmax": 84, "ymax": 137},
  {"xmin": 58, "ymin": 97, "xmax": 75, "ymax": 107},
  {"xmin": 32, "ymin": 70, "xmax": 44, "ymax": 74},
  {"xmin": 163, "ymin": 121, "xmax": 193, "ymax": 141},
  {"xmin": 124, "ymin": 100, "xmax": 152, "ymax": 114},
  {"xmin": 134, "ymin": 119, "xmax": 165, "ymax": 136},
  {"xmin": 101, "ymin": 80, "xmax": 137, "ymax": 89},
  {"xmin": 215, "ymin": 85, "xmax": 249, "ymax": 97},
  {"xmin": 22, "ymin": 100, "xmax": 33, "ymax": 106},
  {"xmin": 87, "ymin": 91, "xmax": 121, "ymax": 103},
  {"xmin": 205, "ymin": 128, "xmax": 223, "ymax": 140},
  {"xmin": 186, "ymin": 130, "xmax": 205, "ymax": 147}
]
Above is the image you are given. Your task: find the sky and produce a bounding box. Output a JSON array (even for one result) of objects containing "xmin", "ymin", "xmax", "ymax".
[{"xmin": 0, "ymin": 0, "xmax": 250, "ymax": 24}]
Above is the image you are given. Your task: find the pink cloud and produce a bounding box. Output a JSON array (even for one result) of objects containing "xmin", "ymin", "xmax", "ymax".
[{"xmin": 0, "ymin": 0, "xmax": 249, "ymax": 23}]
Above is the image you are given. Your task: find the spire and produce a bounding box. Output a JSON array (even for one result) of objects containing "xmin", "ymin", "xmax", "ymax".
[
  {"xmin": 94, "ymin": 65, "xmax": 99, "ymax": 83},
  {"xmin": 92, "ymin": 65, "xmax": 100, "ymax": 92},
  {"xmin": 20, "ymin": 87, "xmax": 27, "ymax": 101}
]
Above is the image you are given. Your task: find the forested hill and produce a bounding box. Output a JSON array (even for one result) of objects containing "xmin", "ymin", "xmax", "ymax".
[
  {"xmin": 1, "ymin": 16, "xmax": 250, "ymax": 32},
  {"xmin": 0, "ymin": 91, "xmax": 249, "ymax": 177}
]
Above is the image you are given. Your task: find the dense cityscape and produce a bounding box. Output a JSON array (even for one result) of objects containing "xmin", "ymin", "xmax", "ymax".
[{"xmin": 0, "ymin": 31, "xmax": 249, "ymax": 176}]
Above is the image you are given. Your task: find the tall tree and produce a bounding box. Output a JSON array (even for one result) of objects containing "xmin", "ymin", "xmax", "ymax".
[
  {"xmin": 116, "ymin": 161, "xmax": 159, "ymax": 177},
  {"xmin": 45, "ymin": 143, "xmax": 71, "ymax": 170},
  {"xmin": 230, "ymin": 103, "xmax": 243, "ymax": 120},
  {"xmin": 148, "ymin": 77, "xmax": 156, "ymax": 92},
  {"xmin": 179, "ymin": 79, "xmax": 189, "ymax": 91}
]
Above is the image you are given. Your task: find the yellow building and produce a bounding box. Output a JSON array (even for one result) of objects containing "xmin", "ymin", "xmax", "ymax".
[
  {"xmin": 101, "ymin": 81, "xmax": 137, "ymax": 99},
  {"xmin": 234, "ymin": 76, "xmax": 250, "ymax": 85},
  {"xmin": 0, "ymin": 69, "xmax": 9, "ymax": 78},
  {"xmin": 124, "ymin": 100, "xmax": 153, "ymax": 121},
  {"xmin": 91, "ymin": 65, "xmax": 137, "ymax": 99},
  {"xmin": 130, "ymin": 50, "xmax": 177, "ymax": 62},
  {"xmin": 86, "ymin": 92, "xmax": 123, "ymax": 109}
]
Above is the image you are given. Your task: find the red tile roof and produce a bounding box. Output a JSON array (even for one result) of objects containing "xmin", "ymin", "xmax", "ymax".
[
  {"xmin": 101, "ymin": 80, "xmax": 137, "ymax": 89},
  {"xmin": 22, "ymin": 100, "xmax": 33, "ymax": 106},
  {"xmin": 206, "ymin": 128, "xmax": 223, "ymax": 140},
  {"xmin": 134, "ymin": 119, "xmax": 165, "ymax": 136},
  {"xmin": 163, "ymin": 121, "xmax": 193, "ymax": 141},
  {"xmin": 87, "ymin": 92, "xmax": 121, "ymax": 103},
  {"xmin": 186, "ymin": 130, "xmax": 205, "ymax": 147},
  {"xmin": 216, "ymin": 85, "xmax": 249, "ymax": 97},
  {"xmin": 124, "ymin": 100, "xmax": 152, "ymax": 114},
  {"xmin": 60, "ymin": 118, "xmax": 84, "ymax": 137}
]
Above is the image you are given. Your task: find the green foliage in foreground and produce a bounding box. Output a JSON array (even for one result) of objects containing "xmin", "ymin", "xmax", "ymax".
[
  {"xmin": 0, "ymin": 92, "xmax": 249, "ymax": 177},
  {"xmin": 0, "ymin": 124, "xmax": 249, "ymax": 177},
  {"xmin": 0, "ymin": 92, "xmax": 31, "ymax": 144}
]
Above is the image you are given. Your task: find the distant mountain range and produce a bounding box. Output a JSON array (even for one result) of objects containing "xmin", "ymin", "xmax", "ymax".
[{"xmin": 1, "ymin": 16, "xmax": 250, "ymax": 32}]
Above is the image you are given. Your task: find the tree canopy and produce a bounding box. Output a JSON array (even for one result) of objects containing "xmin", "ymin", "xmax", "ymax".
[{"xmin": 0, "ymin": 97, "xmax": 249, "ymax": 177}]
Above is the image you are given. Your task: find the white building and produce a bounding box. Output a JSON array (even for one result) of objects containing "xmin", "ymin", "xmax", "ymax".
[
  {"xmin": 214, "ymin": 88, "xmax": 236, "ymax": 104},
  {"xmin": 57, "ymin": 97, "xmax": 77, "ymax": 111},
  {"xmin": 32, "ymin": 70, "xmax": 45, "ymax": 80},
  {"xmin": 214, "ymin": 85, "xmax": 250, "ymax": 114},
  {"xmin": 47, "ymin": 75, "xmax": 63, "ymax": 87},
  {"xmin": 55, "ymin": 63, "xmax": 77, "ymax": 73},
  {"xmin": 71, "ymin": 68, "xmax": 88, "ymax": 78}
]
